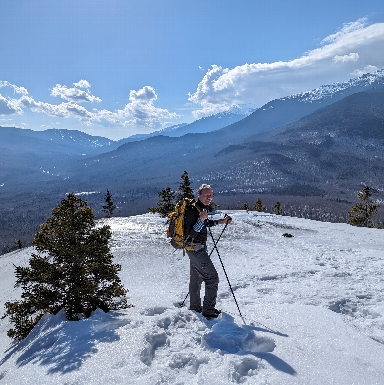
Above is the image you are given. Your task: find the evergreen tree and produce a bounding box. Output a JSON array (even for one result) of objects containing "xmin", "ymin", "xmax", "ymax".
[
  {"xmin": 273, "ymin": 202, "xmax": 282, "ymax": 215},
  {"xmin": 208, "ymin": 201, "xmax": 219, "ymax": 213},
  {"xmin": 14, "ymin": 239, "xmax": 22, "ymax": 249},
  {"xmin": 102, "ymin": 189, "xmax": 116, "ymax": 218},
  {"xmin": 253, "ymin": 197, "xmax": 266, "ymax": 212},
  {"xmin": 177, "ymin": 171, "xmax": 194, "ymax": 203},
  {"xmin": 2, "ymin": 193, "xmax": 129, "ymax": 341},
  {"xmin": 347, "ymin": 186, "xmax": 380, "ymax": 227},
  {"xmin": 148, "ymin": 187, "xmax": 176, "ymax": 217},
  {"xmin": 240, "ymin": 203, "xmax": 250, "ymax": 211}
]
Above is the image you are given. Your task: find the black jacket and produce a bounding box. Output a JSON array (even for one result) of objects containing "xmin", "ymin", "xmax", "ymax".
[{"xmin": 184, "ymin": 199, "xmax": 215, "ymax": 245}]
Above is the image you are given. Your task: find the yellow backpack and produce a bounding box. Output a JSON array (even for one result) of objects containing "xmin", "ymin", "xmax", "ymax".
[{"xmin": 167, "ymin": 198, "xmax": 200, "ymax": 251}]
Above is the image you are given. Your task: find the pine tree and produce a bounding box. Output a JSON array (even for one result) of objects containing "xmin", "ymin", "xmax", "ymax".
[
  {"xmin": 148, "ymin": 187, "xmax": 176, "ymax": 217},
  {"xmin": 14, "ymin": 239, "xmax": 22, "ymax": 249},
  {"xmin": 253, "ymin": 197, "xmax": 266, "ymax": 212},
  {"xmin": 273, "ymin": 202, "xmax": 282, "ymax": 215},
  {"xmin": 240, "ymin": 203, "xmax": 250, "ymax": 211},
  {"xmin": 2, "ymin": 193, "xmax": 129, "ymax": 341},
  {"xmin": 102, "ymin": 189, "xmax": 116, "ymax": 218},
  {"xmin": 347, "ymin": 186, "xmax": 380, "ymax": 227},
  {"xmin": 177, "ymin": 171, "xmax": 194, "ymax": 203}
]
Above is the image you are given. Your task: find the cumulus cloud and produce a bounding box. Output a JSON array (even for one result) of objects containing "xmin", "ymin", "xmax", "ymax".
[
  {"xmin": 0, "ymin": 80, "xmax": 28, "ymax": 96},
  {"xmin": 0, "ymin": 82, "xmax": 180, "ymax": 134},
  {"xmin": 117, "ymin": 86, "xmax": 180, "ymax": 129},
  {"xmin": 189, "ymin": 19, "xmax": 384, "ymax": 118},
  {"xmin": 0, "ymin": 81, "xmax": 27, "ymax": 114},
  {"xmin": 73, "ymin": 80, "xmax": 91, "ymax": 89},
  {"xmin": 333, "ymin": 53, "xmax": 359, "ymax": 63},
  {"xmin": 351, "ymin": 65, "xmax": 379, "ymax": 77},
  {"xmin": 0, "ymin": 95, "xmax": 22, "ymax": 115},
  {"xmin": 19, "ymin": 95, "xmax": 97, "ymax": 122},
  {"xmin": 51, "ymin": 80, "xmax": 102, "ymax": 103}
]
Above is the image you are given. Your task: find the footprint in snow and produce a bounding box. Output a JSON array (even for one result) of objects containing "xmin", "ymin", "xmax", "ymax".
[
  {"xmin": 142, "ymin": 306, "xmax": 168, "ymax": 316},
  {"xmin": 140, "ymin": 332, "xmax": 168, "ymax": 366},
  {"xmin": 202, "ymin": 313, "xmax": 275, "ymax": 354}
]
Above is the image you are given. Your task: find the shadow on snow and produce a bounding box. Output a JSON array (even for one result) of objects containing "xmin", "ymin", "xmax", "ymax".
[{"xmin": 1, "ymin": 309, "xmax": 129, "ymax": 374}]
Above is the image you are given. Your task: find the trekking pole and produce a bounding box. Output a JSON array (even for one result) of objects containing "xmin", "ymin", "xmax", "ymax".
[
  {"xmin": 208, "ymin": 226, "xmax": 246, "ymax": 325},
  {"xmin": 178, "ymin": 216, "xmax": 230, "ymax": 308}
]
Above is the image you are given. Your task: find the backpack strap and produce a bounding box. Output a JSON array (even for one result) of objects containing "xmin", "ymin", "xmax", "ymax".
[{"xmin": 191, "ymin": 202, "xmax": 201, "ymax": 214}]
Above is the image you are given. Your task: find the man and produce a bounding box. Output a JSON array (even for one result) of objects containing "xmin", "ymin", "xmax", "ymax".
[{"xmin": 183, "ymin": 184, "xmax": 232, "ymax": 319}]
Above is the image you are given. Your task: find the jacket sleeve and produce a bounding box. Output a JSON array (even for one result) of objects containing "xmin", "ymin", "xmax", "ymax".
[{"xmin": 184, "ymin": 205, "xmax": 200, "ymax": 240}]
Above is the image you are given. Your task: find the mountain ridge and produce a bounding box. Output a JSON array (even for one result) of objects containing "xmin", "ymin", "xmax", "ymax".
[{"xmin": 1, "ymin": 71, "xmax": 384, "ymax": 253}]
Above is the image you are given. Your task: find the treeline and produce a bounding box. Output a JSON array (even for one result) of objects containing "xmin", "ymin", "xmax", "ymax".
[
  {"xmin": 149, "ymin": 172, "xmax": 383, "ymax": 229},
  {"xmin": 226, "ymin": 186, "xmax": 382, "ymax": 228}
]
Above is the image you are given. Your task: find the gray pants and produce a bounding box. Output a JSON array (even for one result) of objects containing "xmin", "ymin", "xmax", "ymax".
[{"xmin": 186, "ymin": 247, "xmax": 219, "ymax": 311}]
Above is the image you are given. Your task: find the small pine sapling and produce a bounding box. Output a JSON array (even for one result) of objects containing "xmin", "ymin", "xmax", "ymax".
[
  {"xmin": 177, "ymin": 171, "xmax": 195, "ymax": 203},
  {"xmin": 273, "ymin": 202, "xmax": 283, "ymax": 215},
  {"xmin": 347, "ymin": 186, "xmax": 380, "ymax": 227},
  {"xmin": 2, "ymin": 193, "xmax": 129, "ymax": 341},
  {"xmin": 102, "ymin": 189, "xmax": 116, "ymax": 218},
  {"xmin": 148, "ymin": 187, "xmax": 176, "ymax": 217},
  {"xmin": 253, "ymin": 197, "xmax": 266, "ymax": 212}
]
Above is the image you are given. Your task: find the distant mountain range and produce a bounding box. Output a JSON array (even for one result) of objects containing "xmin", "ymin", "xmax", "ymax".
[
  {"xmin": 1, "ymin": 70, "xmax": 384, "ymax": 252},
  {"xmin": 119, "ymin": 105, "xmax": 254, "ymax": 143}
]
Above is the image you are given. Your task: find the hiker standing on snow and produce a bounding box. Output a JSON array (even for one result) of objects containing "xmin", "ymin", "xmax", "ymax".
[{"xmin": 184, "ymin": 184, "xmax": 232, "ymax": 319}]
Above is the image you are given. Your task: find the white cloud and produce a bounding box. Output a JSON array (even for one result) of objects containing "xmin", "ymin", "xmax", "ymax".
[
  {"xmin": 73, "ymin": 79, "xmax": 91, "ymax": 89},
  {"xmin": 18, "ymin": 96, "xmax": 95, "ymax": 121},
  {"xmin": 0, "ymin": 80, "xmax": 28, "ymax": 96},
  {"xmin": 1, "ymin": 83, "xmax": 179, "ymax": 133},
  {"xmin": 351, "ymin": 65, "xmax": 379, "ymax": 77},
  {"xmin": 51, "ymin": 81, "xmax": 101, "ymax": 103},
  {"xmin": 0, "ymin": 81, "xmax": 28, "ymax": 115},
  {"xmin": 118, "ymin": 86, "xmax": 180, "ymax": 129},
  {"xmin": 320, "ymin": 18, "xmax": 367, "ymax": 45},
  {"xmin": 333, "ymin": 53, "xmax": 359, "ymax": 63},
  {"xmin": 0, "ymin": 94, "xmax": 23, "ymax": 115},
  {"xmin": 189, "ymin": 20, "xmax": 384, "ymax": 118}
]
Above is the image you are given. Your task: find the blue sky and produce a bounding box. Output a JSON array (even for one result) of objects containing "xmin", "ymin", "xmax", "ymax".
[{"xmin": 1, "ymin": 0, "xmax": 384, "ymax": 140}]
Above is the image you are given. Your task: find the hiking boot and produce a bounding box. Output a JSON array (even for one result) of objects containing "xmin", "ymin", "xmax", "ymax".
[
  {"xmin": 189, "ymin": 307, "xmax": 202, "ymax": 313},
  {"xmin": 202, "ymin": 308, "xmax": 221, "ymax": 320}
]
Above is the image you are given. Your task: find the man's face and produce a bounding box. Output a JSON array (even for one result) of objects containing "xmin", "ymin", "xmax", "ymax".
[{"xmin": 199, "ymin": 189, "xmax": 213, "ymax": 206}]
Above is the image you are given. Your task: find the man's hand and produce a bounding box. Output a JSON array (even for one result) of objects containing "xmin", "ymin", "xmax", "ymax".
[
  {"xmin": 199, "ymin": 209, "xmax": 208, "ymax": 222},
  {"xmin": 218, "ymin": 216, "xmax": 232, "ymax": 225}
]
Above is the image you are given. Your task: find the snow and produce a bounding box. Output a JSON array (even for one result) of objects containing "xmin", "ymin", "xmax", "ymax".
[
  {"xmin": 1, "ymin": 211, "xmax": 384, "ymax": 384},
  {"xmin": 291, "ymin": 68, "xmax": 384, "ymax": 103}
]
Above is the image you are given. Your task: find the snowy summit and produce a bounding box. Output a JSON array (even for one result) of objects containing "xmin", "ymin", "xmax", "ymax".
[{"xmin": 0, "ymin": 210, "xmax": 384, "ymax": 384}]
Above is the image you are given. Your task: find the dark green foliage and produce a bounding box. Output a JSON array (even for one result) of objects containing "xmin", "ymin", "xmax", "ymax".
[
  {"xmin": 149, "ymin": 171, "xmax": 196, "ymax": 217},
  {"xmin": 14, "ymin": 239, "xmax": 22, "ymax": 249},
  {"xmin": 177, "ymin": 171, "xmax": 194, "ymax": 203},
  {"xmin": 2, "ymin": 193, "xmax": 129, "ymax": 341},
  {"xmin": 347, "ymin": 186, "xmax": 380, "ymax": 227},
  {"xmin": 148, "ymin": 187, "xmax": 176, "ymax": 217},
  {"xmin": 208, "ymin": 201, "xmax": 219, "ymax": 212},
  {"xmin": 273, "ymin": 202, "xmax": 283, "ymax": 215},
  {"xmin": 102, "ymin": 189, "xmax": 116, "ymax": 218},
  {"xmin": 239, "ymin": 203, "xmax": 250, "ymax": 211},
  {"xmin": 253, "ymin": 197, "xmax": 266, "ymax": 212}
]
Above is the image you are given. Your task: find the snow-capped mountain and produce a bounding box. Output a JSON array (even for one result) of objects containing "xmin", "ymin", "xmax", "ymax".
[
  {"xmin": 217, "ymin": 69, "xmax": 384, "ymax": 140},
  {"xmin": 291, "ymin": 69, "xmax": 384, "ymax": 103}
]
